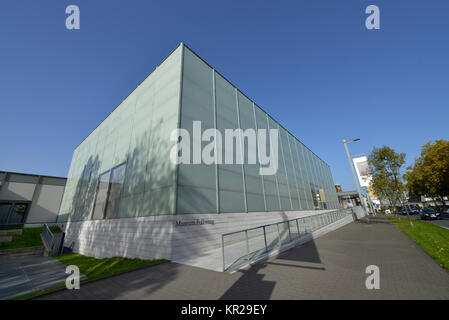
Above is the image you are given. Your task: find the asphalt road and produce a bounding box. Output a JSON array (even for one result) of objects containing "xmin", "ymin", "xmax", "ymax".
[{"xmin": 395, "ymin": 213, "xmax": 449, "ymax": 230}]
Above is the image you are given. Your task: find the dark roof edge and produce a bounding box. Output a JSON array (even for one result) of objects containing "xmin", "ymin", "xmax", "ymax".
[{"xmin": 0, "ymin": 170, "xmax": 67, "ymax": 181}]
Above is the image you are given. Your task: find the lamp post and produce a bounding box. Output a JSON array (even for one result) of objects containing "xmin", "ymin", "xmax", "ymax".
[{"xmin": 343, "ymin": 138, "xmax": 368, "ymax": 218}]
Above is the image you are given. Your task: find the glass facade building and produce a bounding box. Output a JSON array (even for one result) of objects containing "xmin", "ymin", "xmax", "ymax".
[{"xmin": 58, "ymin": 43, "xmax": 339, "ymax": 223}]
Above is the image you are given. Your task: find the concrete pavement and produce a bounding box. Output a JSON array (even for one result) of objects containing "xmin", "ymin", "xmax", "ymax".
[
  {"xmin": 0, "ymin": 256, "xmax": 82, "ymax": 300},
  {"xmin": 34, "ymin": 215, "xmax": 449, "ymax": 300}
]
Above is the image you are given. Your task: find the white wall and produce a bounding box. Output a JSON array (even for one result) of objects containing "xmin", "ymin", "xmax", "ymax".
[
  {"xmin": 61, "ymin": 208, "xmax": 363, "ymax": 271},
  {"xmin": 27, "ymin": 184, "xmax": 65, "ymax": 224},
  {"xmin": 0, "ymin": 182, "xmax": 35, "ymax": 201}
]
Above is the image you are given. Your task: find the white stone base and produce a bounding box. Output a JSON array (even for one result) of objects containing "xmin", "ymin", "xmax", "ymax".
[{"xmin": 59, "ymin": 208, "xmax": 363, "ymax": 272}]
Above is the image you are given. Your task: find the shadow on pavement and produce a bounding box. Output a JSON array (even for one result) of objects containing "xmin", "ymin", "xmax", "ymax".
[{"xmin": 220, "ymin": 237, "xmax": 323, "ymax": 299}]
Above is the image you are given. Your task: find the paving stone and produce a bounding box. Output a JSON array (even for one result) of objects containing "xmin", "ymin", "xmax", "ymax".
[{"xmin": 0, "ymin": 256, "xmax": 76, "ymax": 300}]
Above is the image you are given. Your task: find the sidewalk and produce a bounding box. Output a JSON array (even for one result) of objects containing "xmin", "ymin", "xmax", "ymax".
[
  {"xmin": 34, "ymin": 215, "xmax": 449, "ymax": 300},
  {"xmin": 0, "ymin": 256, "xmax": 76, "ymax": 300}
]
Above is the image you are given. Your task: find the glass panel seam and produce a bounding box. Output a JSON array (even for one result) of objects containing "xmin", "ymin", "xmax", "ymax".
[
  {"xmin": 235, "ymin": 89, "xmax": 248, "ymax": 213},
  {"xmin": 173, "ymin": 44, "xmax": 185, "ymax": 215},
  {"xmin": 252, "ymin": 102, "xmax": 267, "ymax": 212},
  {"xmin": 266, "ymin": 114, "xmax": 282, "ymax": 211},
  {"xmin": 212, "ymin": 70, "xmax": 220, "ymax": 213}
]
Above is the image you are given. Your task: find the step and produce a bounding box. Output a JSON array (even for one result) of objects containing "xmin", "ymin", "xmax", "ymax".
[
  {"xmin": 0, "ymin": 246, "xmax": 44, "ymax": 258},
  {"xmin": 0, "ymin": 235, "xmax": 13, "ymax": 243},
  {"xmin": 0, "ymin": 229, "xmax": 23, "ymax": 236}
]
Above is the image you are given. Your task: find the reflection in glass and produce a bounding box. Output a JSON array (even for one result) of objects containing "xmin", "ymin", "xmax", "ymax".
[
  {"xmin": 9, "ymin": 204, "xmax": 27, "ymax": 224},
  {"xmin": 310, "ymin": 183, "xmax": 319, "ymax": 210},
  {"xmin": 105, "ymin": 163, "xmax": 126, "ymax": 219},
  {"xmin": 0, "ymin": 203, "xmax": 12, "ymax": 225},
  {"xmin": 92, "ymin": 170, "xmax": 111, "ymax": 220},
  {"xmin": 0, "ymin": 202, "xmax": 28, "ymax": 225}
]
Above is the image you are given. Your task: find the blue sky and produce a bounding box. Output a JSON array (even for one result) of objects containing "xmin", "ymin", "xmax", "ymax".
[{"xmin": 1, "ymin": 0, "xmax": 448, "ymax": 191}]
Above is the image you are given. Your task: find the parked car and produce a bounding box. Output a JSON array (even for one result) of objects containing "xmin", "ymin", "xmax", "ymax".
[
  {"xmin": 397, "ymin": 207, "xmax": 419, "ymax": 215},
  {"xmin": 420, "ymin": 208, "xmax": 441, "ymax": 220}
]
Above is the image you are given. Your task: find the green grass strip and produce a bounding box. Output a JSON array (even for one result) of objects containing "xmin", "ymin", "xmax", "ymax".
[
  {"xmin": 0, "ymin": 226, "xmax": 60, "ymax": 250},
  {"xmin": 8, "ymin": 254, "xmax": 166, "ymax": 300},
  {"xmin": 55, "ymin": 253, "xmax": 166, "ymax": 281},
  {"xmin": 389, "ymin": 217, "xmax": 449, "ymax": 271}
]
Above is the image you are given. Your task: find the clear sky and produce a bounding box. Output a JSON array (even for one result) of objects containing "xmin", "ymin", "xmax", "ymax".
[{"xmin": 1, "ymin": 0, "xmax": 448, "ymax": 191}]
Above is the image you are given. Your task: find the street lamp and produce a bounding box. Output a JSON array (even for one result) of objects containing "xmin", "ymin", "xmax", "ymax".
[{"xmin": 343, "ymin": 138, "xmax": 368, "ymax": 218}]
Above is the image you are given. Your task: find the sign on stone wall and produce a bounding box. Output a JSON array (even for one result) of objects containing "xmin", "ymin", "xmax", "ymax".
[{"xmin": 175, "ymin": 219, "xmax": 215, "ymax": 227}]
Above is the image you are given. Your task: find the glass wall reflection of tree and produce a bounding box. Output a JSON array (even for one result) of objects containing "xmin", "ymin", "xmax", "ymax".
[
  {"xmin": 92, "ymin": 162, "xmax": 126, "ymax": 220},
  {"xmin": 310, "ymin": 183, "xmax": 327, "ymax": 210},
  {"xmin": 0, "ymin": 202, "xmax": 28, "ymax": 225}
]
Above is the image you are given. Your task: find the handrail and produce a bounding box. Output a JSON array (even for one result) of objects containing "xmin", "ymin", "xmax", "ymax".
[
  {"xmin": 222, "ymin": 209, "xmax": 349, "ymax": 237},
  {"xmin": 42, "ymin": 224, "xmax": 54, "ymax": 250},
  {"xmin": 222, "ymin": 208, "xmax": 353, "ymax": 272}
]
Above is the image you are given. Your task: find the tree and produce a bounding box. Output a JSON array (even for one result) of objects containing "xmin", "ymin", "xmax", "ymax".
[
  {"xmin": 368, "ymin": 146, "xmax": 413, "ymax": 226},
  {"xmin": 405, "ymin": 140, "xmax": 449, "ymax": 207},
  {"xmin": 370, "ymin": 171, "xmax": 395, "ymax": 210}
]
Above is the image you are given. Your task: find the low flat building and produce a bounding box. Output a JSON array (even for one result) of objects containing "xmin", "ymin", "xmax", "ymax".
[
  {"xmin": 0, "ymin": 171, "xmax": 66, "ymax": 228},
  {"xmin": 337, "ymin": 190, "xmax": 362, "ymax": 208}
]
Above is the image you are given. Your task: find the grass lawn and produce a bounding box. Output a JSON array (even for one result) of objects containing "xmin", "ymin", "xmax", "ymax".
[
  {"xmin": 9, "ymin": 254, "xmax": 166, "ymax": 300},
  {"xmin": 55, "ymin": 253, "xmax": 166, "ymax": 281},
  {"xmin": 389, "ymin": 217, "xmax": 449, "ymax": 271},
  {"xmin": 0, "ymin": 226, "xmax": 61, "ymax": 250}
]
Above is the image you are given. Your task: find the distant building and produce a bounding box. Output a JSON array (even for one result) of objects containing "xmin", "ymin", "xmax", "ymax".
[
  {"xmin": 408, "ymin": 195, "xmax": 449, "ymax": 208},
  {"xmin": 0, "ymin": 171, "xmax": 66, "ymax": 228},
  {"xmin": 337, "ymin": 190, "xmax": 362, "ymax": 208}
]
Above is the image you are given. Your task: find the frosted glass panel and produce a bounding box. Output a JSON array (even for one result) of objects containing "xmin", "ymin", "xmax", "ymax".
[
  {"xmin": 215, "ymin": 73, "xmax": 245, "ymax": 212},
  {"xmin": 59, "ymin": 44, "xmax": 340, "ymax": 220},
  {"xmin": 61, "ymin": 45, "xmax": 181, "ymax": 221},
  {"xmin": 177, "ymin": 47, "xmax": 217, "ymax": 213},
  {"xmin": 238, "ymin": 92, "xmax": 264, "ymax": 212}
]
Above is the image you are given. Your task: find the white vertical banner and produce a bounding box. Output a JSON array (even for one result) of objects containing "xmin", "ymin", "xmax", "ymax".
[{"xmin": 352, "ymin": 156, "xmax": 372, "ymax": 187}]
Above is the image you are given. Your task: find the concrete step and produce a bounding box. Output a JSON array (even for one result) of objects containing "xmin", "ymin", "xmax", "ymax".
[
  {"xmin": 0, "ymin": 246, "xmax": 44, "ymax": 258},
  {"xmin": 0, "ymin": 235, "xmax": 13, "ymax": 243},
  {"xmin": 0, "ymin": 229, "xmax": 23, "ymax": 236}
]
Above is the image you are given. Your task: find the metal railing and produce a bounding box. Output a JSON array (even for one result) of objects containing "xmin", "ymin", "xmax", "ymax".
[
  {"xmin": 42, "ymin": 224, "xmax": 54, "ymax": 250},
  {"xmin": 41, "ymin": 224, "xmax": 65, "ymax": 255},
  {"xmin": 222, "ymin": 208, "xmax": 353, "ymax": 272}
]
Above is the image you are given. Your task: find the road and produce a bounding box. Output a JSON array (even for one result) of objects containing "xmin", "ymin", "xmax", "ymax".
[{"xmin": 396, "ymin": 213, "xmax": 449, "ymax": 230}]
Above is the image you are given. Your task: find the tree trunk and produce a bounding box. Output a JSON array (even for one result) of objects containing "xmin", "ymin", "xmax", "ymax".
[
  {"xmin": 400, "ymin": 197, "xmax": 414, "ymax": 227},
  {"xmin": 389, "ymin": 196, "xmax": 397, "ymax": 218},
  {"xmin": 438, "ymin": 195, "xmax": 446, "ymax": 213}
]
